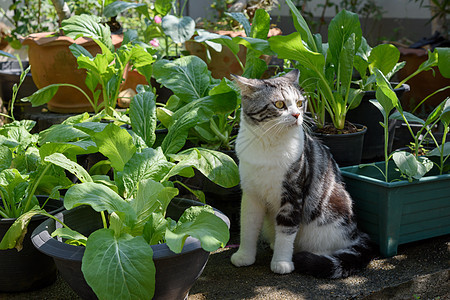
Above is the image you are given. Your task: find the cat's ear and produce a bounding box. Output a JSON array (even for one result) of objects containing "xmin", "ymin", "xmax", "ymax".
[
  {"xmin": 231, "ymin": 74, "xmax": 261, "ymax": 94},
  {"xmin": 283, "ymin": 69, "xmax": 300, "ymax": 84}
]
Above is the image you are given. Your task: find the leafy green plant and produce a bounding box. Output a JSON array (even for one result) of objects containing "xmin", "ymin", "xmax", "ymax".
[
  {"xmin": 367, "ymin": 65, "xmax": 450, "ymax": 182},
  {"xmin": 104, "ymin": 0, "xmax": 195, "ymax": 57},
  {"xmin": 1, "ymin": 88, "xmax": 233, "ymax": 299},
  {"xmin": 0, "ymin": 66, "xmax": 85, "ymax": 224},
  {"xmin": 153, "ymin": 55, "xmax": 240, "ymax": 151},
  {"xmin": 268, "ymin": 0, "xmax": 447, "ymax": 132},
  {"xmin": 193, "ymin": 8, "xmax": 275, "ymax": 79},
  {"xmin": 22, "ymin": 14, "xmax": 155, "ymax": 117}
]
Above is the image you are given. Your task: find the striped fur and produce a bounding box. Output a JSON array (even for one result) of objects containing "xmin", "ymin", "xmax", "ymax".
[{"xmin": 231, "ymin": 70, "xmax": 374, "ymax": 278}]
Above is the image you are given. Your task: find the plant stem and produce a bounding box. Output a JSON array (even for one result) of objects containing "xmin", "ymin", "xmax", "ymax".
[
  {"xmin": 101, "ymin": 211, "xmax": 108, "ymax": 228},
  {"xmin": 23, "ymin": 163, "xmax": 52, "ymax": 214},
  {"xmin": 383, "ymin": 113, "xmax": 389, "ymax": 182}
]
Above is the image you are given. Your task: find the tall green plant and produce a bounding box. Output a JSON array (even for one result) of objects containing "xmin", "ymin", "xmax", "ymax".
[{"xmin": 22, "ymin": 14, "xmax": 155, "ymax": 117}]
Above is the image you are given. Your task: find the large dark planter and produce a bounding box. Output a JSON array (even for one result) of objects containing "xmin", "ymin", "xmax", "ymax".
[
  {"xmin": 0, "ymin": 197, "xmax": 64, "ymax": 292},
  {"xmin": 31, "ymin": 198, "xmax": 230, "ymax": 300},
  {"xmin": 313, "ymin": 123, "xmax": 367, "ymax": 167},
  {"xmin": 346, "ymin": 84, "xmax": 410, "ymax": 162},
  {"xmin": 341, "ymin": 162, "xmax": 450, "ymax": 257}
]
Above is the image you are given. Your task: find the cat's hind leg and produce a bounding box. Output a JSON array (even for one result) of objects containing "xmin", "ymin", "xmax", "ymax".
[{"xmin": 231, "ymin": 192, "xmax": 265, "ymax": 267}]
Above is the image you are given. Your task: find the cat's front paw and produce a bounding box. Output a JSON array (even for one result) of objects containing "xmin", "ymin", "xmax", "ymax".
[
  {"xmin": 271, "ymin": 260, "xmax": 294, "ymax": 274},
  {"xmin": 231, "ymin": 250, "xmax": 256, "ymax": 267}
]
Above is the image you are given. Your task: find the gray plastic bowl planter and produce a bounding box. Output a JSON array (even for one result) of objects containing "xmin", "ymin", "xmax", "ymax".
[
  {"xmin": 341, "ymin": 162, "xmax": 450, "ymax": 257},
  {"xmin": 31, "ymin": 198, "xmax": 230, "ymax": 300}
]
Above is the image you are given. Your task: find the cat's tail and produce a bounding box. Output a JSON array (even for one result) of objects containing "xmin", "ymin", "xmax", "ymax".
[{"xmin": 292, "ymin": 234, "xmax": 376, "ymax": 279}]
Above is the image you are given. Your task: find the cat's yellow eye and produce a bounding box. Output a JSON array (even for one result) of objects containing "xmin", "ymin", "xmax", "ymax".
[
  {"xmin": 297, "ymin": 100, "xmax": 303, "ymax": 108},
  {"xmin": 274, "ymin": 101, "xmax": 285, "ymax": 109}
]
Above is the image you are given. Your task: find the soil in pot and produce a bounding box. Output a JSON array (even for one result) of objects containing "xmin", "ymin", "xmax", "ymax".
[{"xmin": 0, "ymin": 197, "xmax": 64, "ymax": 292}]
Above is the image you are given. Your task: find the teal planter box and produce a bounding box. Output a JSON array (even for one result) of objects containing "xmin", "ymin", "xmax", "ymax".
[{"xmin": 341, "ymin": 162, "xmax": 450, "ymax": 257}]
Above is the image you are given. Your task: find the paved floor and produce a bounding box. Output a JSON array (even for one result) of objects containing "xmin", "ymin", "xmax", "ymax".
[{"xmin": 1, "ymin": 234, "xmax": 449, "ymax": 300}]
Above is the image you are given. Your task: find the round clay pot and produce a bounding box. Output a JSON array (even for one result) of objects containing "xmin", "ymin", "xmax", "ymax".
[
  {"xmin": 32, "ymin": 198, "xmax": 230, "ymax": 300},
  {"xmin": 22, "ymin": 32, "xmax": 123, "ymax": 113},
  {"xmin": 0, "ymin": 197, "xmax": 64, "ymax": 292}
]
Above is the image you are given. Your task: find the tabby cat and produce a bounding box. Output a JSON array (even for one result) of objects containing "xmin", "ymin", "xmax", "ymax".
[{"xmin": 230, "ymin": 69, "xmax": 374, "ymax": 278}]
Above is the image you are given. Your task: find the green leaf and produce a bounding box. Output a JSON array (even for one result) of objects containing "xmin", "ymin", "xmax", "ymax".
[
  {"xmin": 171, "ymin": 148, "xmax": 239, "ymax": 188},
  {"xmin": 44, "ymin": 153, "xmax": 93, "ymax": 183},
  {"xmin": 143, "ymin": 213, "xmax": 168, "ymax": 245},
  {"xmin": 155, "ymin": 0, "xmax": 172, "ymax": 16},
  {"xmin": 82, "ymin": 229, "xmax": 156, "ymax": 300},
  {"xmin": 327, "ymin": 9, "xmax": 362, "ymax": 69},
  {"xmin": 269, "ymin": 33, "xmax": 325, "ymax": 75},
  {"xmin": 374, "ymin": 68, "xmax": 399, "ymax": 115},
  {"xmin": 64, "ymin": 182, "xmax": 137, "ymax": 227},
  {"xmin": 121, "ymin": 147, "xmax": 174, "ymax": 198},
  {"xmin": 153, "ymin": 56, "xmax": 211, "ymax": 102},
  {"xmin": 427, "ymin": 142, "xmax": 450, "ymax": 157},
  {"xmin": 0, "ymin": 145, "xmax": 12, "ymax": 171},
  {"xmin": 389, "ymin": 111, "xmax": 425, "ymax": 125},
  {"xmin": 338, "ymin": 33, "xmax": 356, "ymax": 94},
  {"xmin": 165, "ymin": 206, "xmax": 229, "ymax": 253},
  {"xmin": 38, "ymin": 124, "xmax": 90, "ymax": 145},
  {"xmin": 368, "ymin": 44, "xmax": 400, "ymax": 76},
  {"xmin": 51, "ymin": 227, "xmax": 88, "ymax": 246},
  {"xmin": 103, "ymin": 1, "xmax": 146, "ymax": 18},
  {"xmin": 130, "ymin": 91, "xmax": 157, "ymax": 147},
  {"xmin": 161, "ymin": 15, "xmax": 195, "ymax": 44},
  {"xmin": 22, "ymin": 84, "xmax": 59, "ymax": 106},
  {"xmin": 92, "ymin": 123, "xmax": 136, "ymax": 172},
  {"xmin": 436, "ymin": 47, "xmax": 450, "ymax": 78},
  {"xmin": 284, "ymin": 0, "xmax": 317, "ymax": 51},
  {"xmin": 61, "ymin": 14, "xmax": 114, "ymax": 52},
  {"xmin": 0, "ymin": 206, "xmax": 47, "ymax": 251},
  {"xmin": 392, "ymin": 151, "xmax": 433, "ymax": 181},
  {"xmin": 225, "ymin": 12, "xmax": 251, "ymax": 37},
  {"xmin": 161, "ymin": 107, "xmax": 210, "ymax": 154},
  {"xmin": 250, "ymin": 9, "xmax": 270, "ymax": 39},
  {"xmin": 130, "ymin": 179, "xmax": 178, "ymax": 235}
]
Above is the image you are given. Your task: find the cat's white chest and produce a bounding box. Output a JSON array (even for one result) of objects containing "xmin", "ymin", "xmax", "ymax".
[{"xmin": 236, "ymin": 121, "xmax": 304, "ymax": 210}]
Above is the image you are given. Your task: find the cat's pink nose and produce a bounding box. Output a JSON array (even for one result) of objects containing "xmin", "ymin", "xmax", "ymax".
[{"xmin": 292, "ymin": 113, "xmax": 300, "ymax": 119}]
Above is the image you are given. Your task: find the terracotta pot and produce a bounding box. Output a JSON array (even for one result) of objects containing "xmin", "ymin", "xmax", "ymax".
[
  {"xmin": 22, "ymin": 32, "xmax": 123, "ymax": 113},
  {"xmin": 185, "ymin": 28, "xmax": 282, "ymax": 79},
  {"xmin": 397, "ymin": 47, "xmax": 450, "ymax": 113}
]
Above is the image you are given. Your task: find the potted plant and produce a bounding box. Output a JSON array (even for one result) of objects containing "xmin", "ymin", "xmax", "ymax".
[
  {"xmin": 28, "ymin": 91, "xmax": 234, "ymax": 299},
  {"xmin": 186, "ymin": 7, "xmax": 281, "ymax": 79},
  {"xmin": 20, "ymin": 0, "xmax": 127, "ymax": 114},
  {"xmin": 22, "ymin": 14, "xmax": 155, "ymax": 118},
  {"xmin": 268, "ymin": 1, "xmax": 368, "ymax": 166},
  {"xmin": 0, "ymin": 69, "xmax": 89, "ymax": 291},
  {"xmin": 340, "ymin": 65, "xmax": 450, "ymax": 257}
]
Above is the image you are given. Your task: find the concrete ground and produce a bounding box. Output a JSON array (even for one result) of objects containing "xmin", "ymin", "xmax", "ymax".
[{"xmin": 1, "ymin": 234, "xmax": 449, "ymax": 300}]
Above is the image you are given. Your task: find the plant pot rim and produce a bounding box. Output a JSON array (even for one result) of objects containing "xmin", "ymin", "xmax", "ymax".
[
  {"xmin": 313, "ymin": 123, "xmax": 367, "ymax": 137},
  {"xmin": 21, "ymin": 32, "xmax": 123, "ymax": 47},
  {"xmin": 31, "ymin": 198, "xmax": 230, "ymax": 262},
  {"xmin": 0, "ymin": 197, "xmax": 64, "ymax": 223},
  {"xmin": 341, "ymin": 161, "xmax": 450, "ymax": 188},
  {"xmin": 362, "ymin": 83, "xmax": 410, "ymax": 97}
]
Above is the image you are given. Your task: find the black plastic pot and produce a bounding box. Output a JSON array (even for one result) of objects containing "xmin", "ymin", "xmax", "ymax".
[
  {"xmin": 0, "ymin": 61, "xmax": 38, "ymax": 118},
  {"xmin": 31, "ymin": 198, "xmax": 230, "ymax": 300},
  {"xmin": 0, "ymin": 197, "xmax": 64, "ymax": 292},
  {"xmin": 313, "ymin": 124, "xmax": 367, "ymax": 167},
  {"xmin": 346, "ymin": 84, "xmax": 410, "ymax": 162}
]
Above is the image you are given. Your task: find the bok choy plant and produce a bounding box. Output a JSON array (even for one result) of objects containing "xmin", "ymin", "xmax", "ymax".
[
  {"xmin": 1, "ymin": 89, "xmax": 233, "ymax": 299},
  {"xmin": 23, "ymin": 14, "xmax": 155, "ymax": 118}
]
